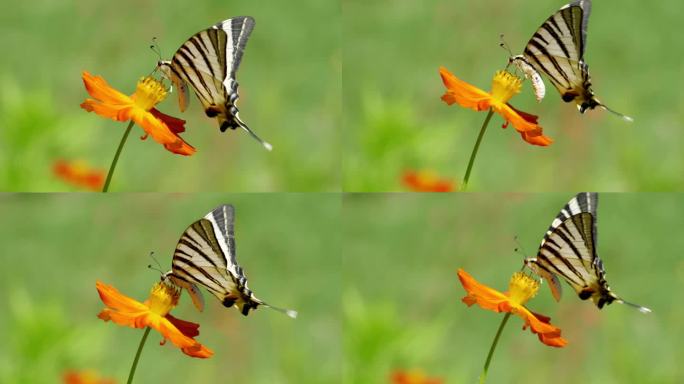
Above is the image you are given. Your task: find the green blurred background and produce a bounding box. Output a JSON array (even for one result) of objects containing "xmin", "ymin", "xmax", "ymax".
[
  {"xmin": 343, "ymin": 0, "xmax": 684, "ymax": 192},
  {"xmin": 0, "ymin": 194, "xmax": 341, "ymax": 383},
  {"xmin": 0, "ymin": 0, "xmax": 340, "ymax": 192},
  {"xmin": 343, "ymin": 193, "xmax": 683, "ymax": 383}
]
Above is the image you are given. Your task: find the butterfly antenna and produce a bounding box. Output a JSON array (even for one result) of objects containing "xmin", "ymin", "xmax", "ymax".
[
  {"xmin": 235, "ymin": 114, "xmax": 273, "ymax": 151},
  {"xmin": 150, "ymin": 37, "xmax": 162, "ymax": 60},
  {"xmin": 499, "ymin": 34, "xmax": 514, "ymax": 56},
  {"xmin": 513, "ymin": 235, "xmax": 529, "ymax": 257},
  {"xmin": 147, "ymin": 38, "xmax": 165, "ymax": 78},
  {"xmin": 499, "ymin": 34, "xmax": 514, "ymax": 70},
  {"xmin": 147, "ymin": 251, "xmax": 165, "ymax": 275},
  {"xmin": 263, "ymin": 302, "xmax": 298, "ymax": 318},
  {"xmin": 599, "ymin": 104, "xmax": 634, "ymax": 122},
  {"xmin": 616, "ymin": 298, "xmax": 652, "ymax": 314}
]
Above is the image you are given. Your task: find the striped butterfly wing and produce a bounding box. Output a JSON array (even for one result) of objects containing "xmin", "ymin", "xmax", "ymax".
[
  {"xmin": 166, "ymin": 205, "xmax": 297, "ymax": 318},
  {"xmin": 526, "ymin": 193, "xmax": 651, "ymax": 312},
  {"xmin": 531, "ymin": 192, "xmax": 600, "ymax": 302},
  {"xmin": 161, "ymin": 17, "xmax": 272, "ymax": 150},
  {"xmin": 522, "ymin": 1, "xmax": 589, "ymax": 106},
  {"xmin": 519, "ymin": 0, "xmax": 632, "ymax": 120},
  {"xmin": 169, "ymin": 204, "xmax": 247, "ymax": 312}
]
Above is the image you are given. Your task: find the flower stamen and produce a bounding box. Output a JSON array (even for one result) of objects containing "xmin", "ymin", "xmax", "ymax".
[
  {"xmin": 132, "ymin": 77, "xmax": 168, "ymax": 111},
  {"xmin": 507, "ymin": 272, "xmax": 539, "ymax": 306},
  {"xmin": 147, "ymin": 282, "xmax": 180, "ymax": 316},
  {"xmin": 489, "ymin": 71, "xmax": 522, "ymax": 105}
]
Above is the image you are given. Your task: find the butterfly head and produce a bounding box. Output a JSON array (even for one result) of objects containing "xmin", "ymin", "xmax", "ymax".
[{"xmin": 156, "ymin": 61, "xmax": 172, "ymax": 78}]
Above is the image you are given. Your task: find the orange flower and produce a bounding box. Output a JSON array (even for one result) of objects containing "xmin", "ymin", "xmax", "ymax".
[
  {"xmin": 80, "ymin": 72, "xmax": 195, "ymax": 156},
  {"xmin": 63, "ymin": 370, "xmax": 115, "ymax": 384},
  {"xmin": 53, "ymin": 160, "xmax": 105, "ymax": 191},
  {"xmin": 439, "ymin": 67, "xmax": 553, "ymax": 146},
  {"xmin": 457, "ymin": 269, "xmax": 567, "ymax": 347},
  {"xmin": 402, "ymin": 170, "xmax": 455, "ymax": 192},
  {"xmin": 96, "ymin": 281, "xmax": 213, "ymax": 358},
  {"xmin": 391, "ymin": 370, "xmax": 442, "ymax": 384}
]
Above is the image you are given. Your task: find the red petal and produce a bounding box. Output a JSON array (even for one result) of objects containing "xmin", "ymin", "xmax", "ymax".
[{"xmin": 150, "ymin": 108, "xmax": 186, "ymax": 134}]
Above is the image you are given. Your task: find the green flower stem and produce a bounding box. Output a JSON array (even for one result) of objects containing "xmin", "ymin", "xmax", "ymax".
[
  {"xmin": 462, "ymin": 109, "xmax": 495, "ymax": 191},
  {"xmin": 127, "ymin": 326, "xmax": 151, "ymax": 384},
  {"xmin": 479, "ymin": 312, "xmax": 512, "ymax": 384},
  {"xmin": 102, "ymin": 121, "xmax": 134, "ymax": 192}
]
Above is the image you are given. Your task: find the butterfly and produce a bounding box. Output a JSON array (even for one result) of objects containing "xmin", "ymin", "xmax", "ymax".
[
  {"xmin": 525, "ymin": 192, "xmax": 650, "ymax": 313},
  {"xmin": 157, "ymin": 17, "xmax": 272, "ymax": 150},
  {"xmin": 163, "ymin": 204, "xmax": 297, "ymax": 318},
  {"xmin": 509, "ymin": 0, "xmax": 632, "ymax": 121}
]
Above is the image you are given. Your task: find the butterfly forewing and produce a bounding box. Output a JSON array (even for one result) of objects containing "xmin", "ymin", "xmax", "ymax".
[
  {"xmin": 204, "ymin": 204, "xmax": 244, "ymax": 281},
  {"xmin": 218, "ymin": 17, "xmax": 255, "ymax": 78},
  {"xmin": 171, "ymin": 217, "xmax": 238, "ymax": 301},
  {"xmin": 170, "ymin": 27, "xmax": 232, "ymax": 110},
  {"xmin": 523, "ymin": 1, "xmax": 586, "ymax": 97}
]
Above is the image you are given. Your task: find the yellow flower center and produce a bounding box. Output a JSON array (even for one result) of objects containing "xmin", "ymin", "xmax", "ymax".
[
  {"xmin": 132, "ymin": 77, "xmax": 167, "ymax": 111},
  {"xmin": 148, "ymin": 282, "xmax": 180, "ymax": 316},
  {"xmin": 508, "ymin": 272, "xmax": 539, "ymax": 305},
  {"xmin": 490, "ymin": 71, "xmax": 522, "ymax": 105}
]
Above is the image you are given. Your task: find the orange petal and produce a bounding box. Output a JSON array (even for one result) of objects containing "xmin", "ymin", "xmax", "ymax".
[
  {"xmin": 80, "ymin": 100, "xmax": 134, "ymax": 123},
  {"xmin": 97, "ymin": 308, "xmax": 151, "ymax": 329},
  {"xmin": 495, "ymin": 104, "xmax": 553, "ymax": 146},
  {"xmin": 96, "ymin": 281, "xmax": 149, "ymax": 314},
  {"xmin": 519, "ymin": 130, "xmax": 554, "ymax": 146},
  {"xmin": 151, "ymin": 315, "xmax": 214, "ymax": 358},
  {"xmin": 53, "ymin": 160, "xmax": 105, "ymax": 191},
  {"xmin": 81, "ymin": 71, "xmax": 133, "ymax": 107},
  {"xmin": 129, "ymin": 109, "xmax": 196, "ymax": 156},
  {"xmin": 511, "ymin": 305, "xmax": 568, "ymax": 347},
  {"xmin": 457, "ymin": 269, "xmax": 511, "ymax": 313},
  {"xmin": 402, "ymin": 170, "xmax": 455, "ymax": 192},
  {"xmin": 439, "ymin": 67, "xmax": 492, "ymax": 111},
  {"xmin": 495, "ymin": 103, "xmax": 538, "ymax": 132}
]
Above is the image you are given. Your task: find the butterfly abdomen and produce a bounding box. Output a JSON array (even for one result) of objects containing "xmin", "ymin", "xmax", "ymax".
[
  {"xmin": 578, "ymin": 96, "xmax": 601, "ymax": 113},
  {"xmin": 580, "ymin": 281, "xmax": 619, "ymax": 309},
  {"xmin": 560, "ymin": 85, "xmax": 600, "ymax": 113},
  {"xmin": 203, "ymin": 104, "xmax": 242, "ymax": 132}
]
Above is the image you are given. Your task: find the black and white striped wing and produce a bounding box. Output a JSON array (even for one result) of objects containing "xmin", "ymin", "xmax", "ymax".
[
  {"xmin": 528, "ymin": 193, "xmax": 601, "ymax": 300},
  {"xmin": 527, "ymin": 193, "xmax": 651, "ymax": 312},
  {"xmin": 170, "ymin": 204, "xmax": 245, "ymax": 306},
  {"xmin": 204, "ymin": 204, "xmax": 245, "ymax": 280},
  {"xmin": 168, "ymin": 17, "xmax": 254, "ymax": 116},
  {"xmin": 159, "ymin": 17, "xmax": 273, "ymax": 149},
  {"xmin": 522, "ymin": 0, "xmax": 589, "ymax": 100},
  {"xmin": 517, "ymin": 0, "xmax": 632, "ymax": 120},
  {"xmin": 167, "ymin": 204, "xmax": 298, "ymax": 318}
]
